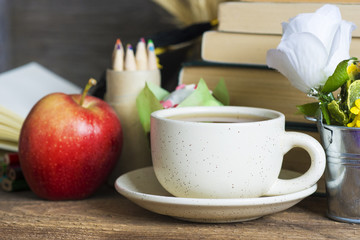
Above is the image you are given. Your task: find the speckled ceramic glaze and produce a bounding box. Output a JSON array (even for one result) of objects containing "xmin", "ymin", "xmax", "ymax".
[
  {"xmin": 150, "ymin": 106, "xmax": 325, "ymax": 199},
  {"xmin": 115, "ymin": 167, "xmax": 317, "ymax": 223}
]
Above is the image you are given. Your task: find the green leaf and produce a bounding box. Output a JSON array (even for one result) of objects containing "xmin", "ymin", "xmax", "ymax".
[
  {"xmin": 327, "ymin": 100, "xmax": 348, "ymax": 125},
  {"xmin": 212, "ymin": 78, "xmax": 230, "ymax": 106},
  {"xmin": 296, "ymin": 102, "xmax": 320, "ymax": 117},
  {"xmin": 136, "ymin": 82, "xmax": 164, "ymax": 133},
  {"xmin": 320, "ymin": 103, "xmax": 331, "ymax": 125},
  {"xmin": 178, "ymin": 79, "xmax": 223, "ymax": 107},
  {"xmin": 321, "ymin": 59, "xmax": 352, "ymax": 94}
]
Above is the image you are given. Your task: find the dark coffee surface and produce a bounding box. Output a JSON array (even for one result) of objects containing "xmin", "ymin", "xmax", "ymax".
[{"xmin": 166, "ymin": 113, "xmax": 270, "ymax": 123}]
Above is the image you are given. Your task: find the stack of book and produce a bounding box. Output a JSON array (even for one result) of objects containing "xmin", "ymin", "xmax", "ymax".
[
  {"xmin": 177, "ymin": 1, "xmax": 360, "ymax": 193},
  {"xmin": 202, "ymin": 1, "xmax": 360, "ymax": 65},
  {"xmin": 0, "ymin": 153, "xmax": 29, "ymax": 192}
]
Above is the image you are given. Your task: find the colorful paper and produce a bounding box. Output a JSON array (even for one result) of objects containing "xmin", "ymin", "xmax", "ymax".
[{"xmin": 136, "ymin": 78, "xmax": 229, "ymax": 133}]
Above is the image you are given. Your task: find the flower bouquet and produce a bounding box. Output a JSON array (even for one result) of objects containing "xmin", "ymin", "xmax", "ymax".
[
  {"xmin": 267, "ymin": 4, "xmax": 357, "ymax": 127},
  {"xmin": 267, "ymin": 4, "xmax": 360, "ymax": 223}
]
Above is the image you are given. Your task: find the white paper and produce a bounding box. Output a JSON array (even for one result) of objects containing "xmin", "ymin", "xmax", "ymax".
[{"xmin": 0, "ymin": 62, "xmax": 82, "ymax": 118}]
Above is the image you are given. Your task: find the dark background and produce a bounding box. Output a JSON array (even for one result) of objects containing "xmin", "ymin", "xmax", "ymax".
[{"xmin": 0, "ymin": 0, "xmax": 220, "ymax": 91}]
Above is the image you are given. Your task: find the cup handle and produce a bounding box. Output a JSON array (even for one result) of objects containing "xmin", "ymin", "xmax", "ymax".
[{"xmin": 264, "ymin": 132, "xmax": 326, "ymax": 196}]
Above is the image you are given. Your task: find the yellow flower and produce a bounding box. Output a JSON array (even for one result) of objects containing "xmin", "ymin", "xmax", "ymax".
[
  {"xmin": 347, "ymin": 99, "xmax": 360, "ymax": 127},
  {"xmin": 347, "ymin": 61, "xmax": 360, "ymax": 81}
]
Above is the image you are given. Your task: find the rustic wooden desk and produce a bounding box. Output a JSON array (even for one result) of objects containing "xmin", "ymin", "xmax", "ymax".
[{"xmin": 0, "ymin": 186, "xmax": 358, "ymax": 240}]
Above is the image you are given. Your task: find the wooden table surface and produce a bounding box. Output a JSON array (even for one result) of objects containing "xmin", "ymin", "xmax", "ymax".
[{"xmin": 0, "ymin": 185, "xmax": 359, "ymax": 240}]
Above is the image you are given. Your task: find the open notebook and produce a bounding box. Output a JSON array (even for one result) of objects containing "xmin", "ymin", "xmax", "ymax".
[{"xmin": 0, "ymin": 62, "xmax": 81, "ymax": 152}]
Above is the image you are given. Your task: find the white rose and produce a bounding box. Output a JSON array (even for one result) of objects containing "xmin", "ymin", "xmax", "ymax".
[{"xmin": 266, "ymin": 4, "xmax": 356, "ymax": 93}]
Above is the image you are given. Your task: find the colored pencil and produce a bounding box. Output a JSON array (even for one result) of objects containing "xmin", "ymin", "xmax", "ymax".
[
  {"xmin": 135, "ymin": 38, "xmax": 148, "ymax": 70},
  {"xmin": 147, "ymin": 39, "xmax": 158, "ymax": 70},
  {"xmin": 112, "ymin": 38, "xmax": 124, "ymax": 71},
  {"xmin": 0, "ymin": 162, "xmax": 7, "ymax": 177},
  {"xmin": 125, "ymin": 44, "xmax": 136, "ymax": 71},
  {"xmin": 1, "ymin": 177, "xmax": 29, "ymax": 192},
  {"xmin": 4, "ymin": 152, "xmax": 20, "ymax": 165},
  {"xmin": 6, "ymin": 165, "xmax": 23, "ymax": 181}
]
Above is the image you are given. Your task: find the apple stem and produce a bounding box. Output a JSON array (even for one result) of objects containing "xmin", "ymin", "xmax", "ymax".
[{"xmin": 80, "ymin": 78, "xmax": 97, "ymax": 106}]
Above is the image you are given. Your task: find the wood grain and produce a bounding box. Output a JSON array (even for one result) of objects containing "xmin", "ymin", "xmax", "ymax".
[{"xmin": 0, "ymin": 186, "xmax": 359, "ymax": 240}]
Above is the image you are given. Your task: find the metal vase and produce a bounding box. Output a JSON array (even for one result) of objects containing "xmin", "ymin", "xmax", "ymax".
[{"xmin": 318, "ymin": 119, "xmax": 360, "ymax": 223}]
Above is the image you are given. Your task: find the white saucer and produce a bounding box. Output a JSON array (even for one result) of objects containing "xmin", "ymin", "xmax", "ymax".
[{"xmin": 115, "ymin": 167, "xmax": 317, "ymax": 223}]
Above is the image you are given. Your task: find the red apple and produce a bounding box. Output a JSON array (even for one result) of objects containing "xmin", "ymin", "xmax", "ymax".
[{"xmin": 19, "ymin": 79, "xmax": 123, "ymax": 200}]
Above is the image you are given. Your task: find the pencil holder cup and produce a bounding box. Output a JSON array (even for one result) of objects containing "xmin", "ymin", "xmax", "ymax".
[{"xmin": 105, "ymin": 69, "xmax": 161, "ymax": 183}]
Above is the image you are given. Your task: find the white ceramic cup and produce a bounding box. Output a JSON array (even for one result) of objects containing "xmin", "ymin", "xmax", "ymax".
[{"xmin": 150, "ymin": 106, "xmax": 326, "ymax": 199}]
